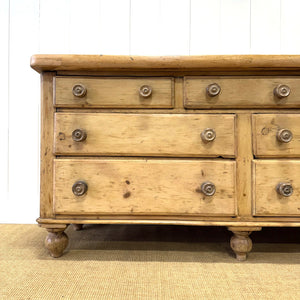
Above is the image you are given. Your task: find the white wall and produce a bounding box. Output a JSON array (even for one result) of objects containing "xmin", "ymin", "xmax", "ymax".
[{"xmin": 1, "ymin": 0, "xmax": 300, "ymax": 223}]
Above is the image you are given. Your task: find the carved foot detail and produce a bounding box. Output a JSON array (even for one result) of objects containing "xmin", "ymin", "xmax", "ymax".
[
  {"xmin": 45, "ymin": 229, "xmax": 69, "ymax": 258},
  {"xmin": 228, "ymin": 227, "xmax": 261, "ymax": 261},
  {"xmin": 230, "ymin": 231, "xmax": 252, "ymax": 261},
  {"xmin": 72, "ymin": 224, "xmax": 83, "ymax": 231}
]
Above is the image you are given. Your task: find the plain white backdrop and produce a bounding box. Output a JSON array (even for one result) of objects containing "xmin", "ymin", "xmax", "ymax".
[{"xmin": 1, "ymin": 0, "xmax": 300, "ymax": 223}]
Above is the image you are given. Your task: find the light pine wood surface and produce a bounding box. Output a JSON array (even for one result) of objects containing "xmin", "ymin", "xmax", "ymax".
[
  {"xmin": 235, "ymin": 113, "xmax": 253, "ymax": 217},
  {"xmin": 31, "ymin": 54, "xmax": 300, "ymax": 259},
  {"xmin": 31, "ymin": 55, "xmax": 300, "ymax": 73},
  {"xmin": 253, "ymin": 114, "xmax": 300, "ymax": 157},
  {"xmin": 40, "ymin": 72, "xmax": 55, "ymax": 218},
  {"xmin": 55, "ymin": 77, "xmax": 174, "ymax": 108},
  {"xmin": 184, "ymin": 76, "xmax": 300, "ymax": 108},
  {"xmin": 54, "ymin": 158, "xmax": 236, "ymax": 216},
  {"xmin": 253, "ymin": 160, "xmax": 300, "ymax": 216},
  {"xmin": 54, "ymin": 113, "xmax": 236, "ymax": 157}
]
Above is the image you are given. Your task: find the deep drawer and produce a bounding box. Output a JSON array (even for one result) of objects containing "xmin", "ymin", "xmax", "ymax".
[
  {"xmin": 54, "ymin": 113, "xmax": 236, "ymax": 157},
  {"xmin": 253, "ymin": 114, "xmax": 300, "ymax": 157},
  {"xmin": 54, "ymin": 158, "xmax": 237, "ymax": 216},
  {"xmin": 253, "ymin": 160, "xmax": 300, "ymax": 216},
  {"xmin": 55, "ymin": 77, "xmax": 174, "ymax": 108},
  {"xmin": 184, "ymin": 76, "xmax": 300, "ymax": 108}
]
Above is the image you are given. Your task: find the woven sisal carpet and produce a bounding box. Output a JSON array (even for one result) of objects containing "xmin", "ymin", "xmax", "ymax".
[{"xmin": 0, "ymin": 224, "xmax": 300, "ymax": 299}]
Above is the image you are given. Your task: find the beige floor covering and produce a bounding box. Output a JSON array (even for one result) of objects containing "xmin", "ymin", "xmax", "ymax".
[{"xmin": 0, "ymin": 224, "xmax": 300, "ymax": 300}]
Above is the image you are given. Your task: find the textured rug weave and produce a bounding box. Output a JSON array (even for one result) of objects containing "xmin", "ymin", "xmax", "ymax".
[{"xmin": 0, "ymin": 224, "xmax": 300, "ymax": 300}]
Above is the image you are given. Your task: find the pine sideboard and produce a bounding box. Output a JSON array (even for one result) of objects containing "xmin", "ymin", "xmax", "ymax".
[{"xmin": 31, "ymin": 55, "xmax": 300, "ymax": 260}]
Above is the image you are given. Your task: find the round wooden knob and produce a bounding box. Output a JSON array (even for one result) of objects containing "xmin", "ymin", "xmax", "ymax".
[
  {"xmin": 139, "ymin": 85, "xmax": 152, "ymax": 98},
  {"xmin": 206, "ymin": 83, "xmax": 221, "ymax": 97},
  {"xmin": 72, "ymin": 84, "xmax": 87, "ymax": 97},
  {"xmin": 72, "ymin": 129, "xmax": 87, "ymax": 142},
  {"xmin": 277, "ymin": 128, "xmax": 293, "ymax": 143},
  {"xmin": 274, "ymin": 84, "xmax": 290, "ymax": 99},
  {"xmin": 201, "ymin": 128, "xmax": 216, "ymax": 143},
  {"xmin": 72, "ymin": 181, "xmax": 88, "ymax": 196},
  {"xmin": 201, "ymin": 181, "xmax": 216, "ymax": 196},
  {"xmin": 276, "ymin": 182, "xmax": 293, "ymax": 197}
]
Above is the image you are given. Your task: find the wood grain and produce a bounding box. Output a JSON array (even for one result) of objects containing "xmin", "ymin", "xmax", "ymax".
[
  {"xmin": 30, "ymin": 55, "xmax": 300, "ymax": 73},
  {"xmin": 54, "ymin": 158, "xmax": 236, "ymax": 216},
  {"xmin": 236, "ymin": 113, "xmax": 252, "ymax": 217},
  {"xmin": 33, "ymin": 54, "xmax": 300, "ymax": 259},
  {"xmin": 54, "ymin": 113, "xmax": 236, "ymax": 157},
  {"xmin": 184, "ymin": 76, "xmax": 300, "ymax": 108},
  {"xmin": 253, "ymin": 160, "xmax": 300, "ymax": 216},
  {"xmin": 40, "ymin": 72, "xmax": 55, "ymax": 218},
  {"xmin": 55, "ymin": 76, "xmax": 174, "ymax": 108},
  {"xmin": 37, "ymin": 218, "xmax": 300, "ymax": 227},
  {"xmin": 253, "ymin": 114, "xmax": 300, "ymax": 157}
]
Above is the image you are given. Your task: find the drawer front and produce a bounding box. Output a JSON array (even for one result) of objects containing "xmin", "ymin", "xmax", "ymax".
[
  {"xmin": 253, "ymin": 114, "xmax": 300, "ymax": 157},
  {"xmin": 54, "ymin": 159, "xmax": 236, "ymax": 216},
  {"xmin": 253, "ymin": 160, "xmax": 300, "ymax": 216},
  {"xmin": 54, "ymin": 113, "xmax": 236, "ymax": 157},
  {"xmin": 55, "ymin": 77, "xmax": 173, "ymax": 108},
  {"xmin": 184, "ymin": 77, "xmax": 300, "ymax": 108}
]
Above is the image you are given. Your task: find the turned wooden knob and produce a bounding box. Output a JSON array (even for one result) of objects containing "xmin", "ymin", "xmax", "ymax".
[
  {"xmin": 274, "ymin": 84, "xmax": 290, "ymax": 99},
  {"xmin": 72, "ymin": 181, "xmax": 88, "ymax": 196},
  {"xmin": 201, "ymin": 181, "xmax": 216, "ymax": 196},
  {"xmin": 277, "ymin": 128, "xmax": 293, "ymax": 143},
  {"xmin": 201, "ymin": 128, "xmax": 216, "ymax": 143},
  {"xmin": 276, "ymin": 182, "xmax": 293, "ymax": 197},
  {"xmin": 206, "ymin": 83, "xmax": 221, "ymax": 97},
  {"xmin": 139, "ymin": 85, "xmax": 152, "ymax": 98},
  {"xmin": 72, "ymin": 84, "xmax": 87, "ymax": 97},
  {"xmin": 72, "ymin": 129, "xmax": 87, "ymax": 142}
]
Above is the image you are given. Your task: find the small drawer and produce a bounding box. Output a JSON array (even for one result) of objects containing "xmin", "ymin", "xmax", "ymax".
[
  {"xmin": 184, "ymin": 76, "xmax": 300, "ymax": 108},
  {"xmin": 253, "ymin": 114, "xmax": 300, "ymax": 157},
  {"xmin": 253, "ymin": 160, "xmax": 300, "ymax": 216},
  {"xmin": 54, "ymin": 158, "xmax": 237, "ymax": 216},
  {"xmin": 54, "ymin": 113, "xmax": 236, "ymax": 157},
  {"xmin": 55, "ymin": 77, "xmax": 174, "ymax": 108}
]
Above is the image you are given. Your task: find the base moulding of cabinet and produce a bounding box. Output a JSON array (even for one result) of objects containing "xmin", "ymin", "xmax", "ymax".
[{"xmin": 37, "ymin": 218, "xmax": 300, "ymax": 228}]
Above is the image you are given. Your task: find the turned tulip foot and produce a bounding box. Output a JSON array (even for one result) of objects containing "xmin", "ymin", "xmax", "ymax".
[
  {"xmin": 45, "ymin": 228, "xmax": 69, "ymax": 258},
  {"xmin": 72, "ymin": 224, "xmax": 84, "ymax": 231},
  {"xmin": 228, "ymin": 227, "xmax": 261, "ymax": 261}
]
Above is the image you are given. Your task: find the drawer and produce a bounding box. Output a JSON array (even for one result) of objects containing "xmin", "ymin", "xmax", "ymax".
[
  {"xmin": 55, "ymin": 77, "xmax": 174, "ymax": 108},
  {"xmin": 54, "ymin": 113, "xmax": 236, "ymax": 157},
  {"xmin": 253, "ymin": 160, "xmax": 300, "ymax": 216},
  {"xmin": 184, "ymin": 76, "xmax": 300, "ymax": 108},
  {"xmin": 253, "ymin": 114, "xmax": 300, "ymax": 157},
  {"xmin": 54, "ymin": 158, "xmax": 237, "ymax": 216}
]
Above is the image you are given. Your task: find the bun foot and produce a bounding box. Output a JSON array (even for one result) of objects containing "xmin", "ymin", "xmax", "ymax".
[
  {"xmin": 228, "ymin": 227, "xmax": 261, "ymax": 261},
  {"xmin": 230, "ymin": 231, "xmax": 252, "ymax": 261},
  {"xmin": 45, "ymin": 229, "xmax": 69, "ymax": 258}
]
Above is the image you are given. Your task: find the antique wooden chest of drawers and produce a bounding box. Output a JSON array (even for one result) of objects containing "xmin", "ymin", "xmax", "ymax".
[{"xmin": 31, "ymin": 55, "xmax": 300, "ymax": 260}]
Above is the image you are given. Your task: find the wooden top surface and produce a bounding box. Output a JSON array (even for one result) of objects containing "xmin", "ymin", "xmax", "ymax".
[{"xmin": 30, "ymin": 54, "xmax": 300, "ymax": 73}]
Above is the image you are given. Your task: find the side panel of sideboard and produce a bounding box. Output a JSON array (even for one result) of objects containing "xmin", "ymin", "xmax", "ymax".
[{"xmin": 40, "ymin": 72, "xmax": 55, "ymax": 219}]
